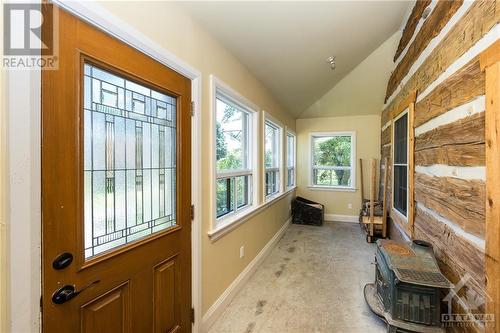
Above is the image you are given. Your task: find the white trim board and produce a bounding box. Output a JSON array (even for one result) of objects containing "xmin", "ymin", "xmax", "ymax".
[
  {"xmin": 416, "ymin": 203, "xmax": 485, "ymax": 250},
  {"xmin": 415, "ymin": 166, "xmax": 485, "ymax": 181},
  {"xmin": 324, "ymin": 214, "xmax": 358, "ymax": 223},
  {"xmin": 7, "ymin": 1, "xmax": 204, "ymax": 332},
  {"xmin": 202, "ymin": 217, "xmax": 291, "ymax": 333},
  {"xmin": 414, "ymin": 95, "xmax": 485, "ymax": 136}
]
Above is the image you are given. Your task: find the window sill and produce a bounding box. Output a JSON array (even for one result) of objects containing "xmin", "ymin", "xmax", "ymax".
[
  {"xmin": 208, "ymin": 186, "xmax": 296, "ymax": 242},
  {"xmin": 307, "ymin": 185, "xmax": 356, "ymax": 192},
  {"xmin": 391, "ymin": 207, "xmax": 408, "ymax": 222}
]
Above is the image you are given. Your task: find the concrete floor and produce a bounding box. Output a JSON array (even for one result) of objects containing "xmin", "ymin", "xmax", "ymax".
[{"xmin": 209, "ymin": 222, "xmax": 387, "ymax": 333}]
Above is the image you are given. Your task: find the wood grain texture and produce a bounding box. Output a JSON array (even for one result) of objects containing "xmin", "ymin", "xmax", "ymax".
[
  {"xmin": 480, "ymin": 39, "xmax": 500, "ymax": 71},
  {"xmin": 414, "ymin": 206, "xmax": 485, "ymax": 284},
  {"xmin": 381, "ymin": 108, "xmax": 391, "ymax": 127},
  {"xmin": 415, "ymin": 59, "xmax": 485, "ymax": 127},
  {"xmin": 415, "ymin": 112, "xmax": 485, "ymax": 151},
  {"xmin": 414, "ymin": 173, "xmax": 485, "ymax": 238},
  {"xmin": 415, "ymin": 143, "xmax": 485, "ymax": 167},
  {"xmin": 394, "ymin": 0, "xmax": 432, "ymax": 62},
  {"xmin": 414, "ymin": 209, "xmax": 487, "ymax": 326},
  {"xmin": 381, "ymin": 144, "xmax": 391, "ymax": 161},
  {"xmin": 381, "ymin": 126, "xmax": 391, "ymax": 146},
  {"xmin": 391, "ymin": 90, "xmax": 416, "ymax": 119},
  {"xmin": 483, "ymin": 60, "xmax": 500, "ymax": 333},
  {"xmin": 415, "ymin": 112, "xmax": 485, "ymax": 166},
  {"xmin": 387, "ymin": 0, "xmax": 464, "ymax": 100},
  {"xmin": 383, "ymin": 0, "xmax": 498, "ymax": 117}
]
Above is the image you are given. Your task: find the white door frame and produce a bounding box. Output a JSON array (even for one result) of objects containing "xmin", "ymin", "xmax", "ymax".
[{"xmin": 5, "ymin": 1, "xmax": 203, "ymax": 331}]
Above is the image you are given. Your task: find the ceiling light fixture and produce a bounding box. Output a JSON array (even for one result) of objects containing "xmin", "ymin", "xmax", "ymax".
[
  {"xmin": 327, "ymin": 56, "xmax": 336, "ymax": 70},
  {"xmin": 422, "ymin": 6, "xmax": 431, "ymax": 19}
]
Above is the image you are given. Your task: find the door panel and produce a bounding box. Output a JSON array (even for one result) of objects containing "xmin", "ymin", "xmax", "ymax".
[
  {"xmin": 154, "ymin": 256, "xmax": 180, "ymax": 333},
  {"xmin": 42, "ymin": 5, "xmax": 191, "ymax": 332},
  {"xmin": 81, "ymin": 282, "xmax": 130, "ymax": 333}
]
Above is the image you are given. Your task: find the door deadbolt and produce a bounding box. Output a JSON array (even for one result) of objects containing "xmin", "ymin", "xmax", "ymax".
[{"xmin": 52, "ymin": 252, "xmax": 73, "ymax": 270}]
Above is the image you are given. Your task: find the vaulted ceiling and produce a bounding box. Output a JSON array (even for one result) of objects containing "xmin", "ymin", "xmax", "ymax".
[{"xmin": 180, "ymin": 1, "xmax": 412, "ymax": 117}]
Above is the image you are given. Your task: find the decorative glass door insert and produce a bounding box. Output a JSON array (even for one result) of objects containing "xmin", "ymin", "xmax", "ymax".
[{"xmin": 83, "ymin": 62, "xmax": 177, "ymax": 259}]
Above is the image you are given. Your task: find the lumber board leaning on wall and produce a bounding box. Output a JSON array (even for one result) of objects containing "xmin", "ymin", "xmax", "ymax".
[
  {"xmin": 383, "ymin": 0, "xmax": 499, "ymax": 121},
  {"xmin": 415, "ymin": 59, "xmax": 485, "ymax": 127},
  {"xmin": 386, "ymin": 0, "xmax": 464, "ymax": 100},
  {"xmin": 393, "ymin": 0, "xmax": 432, "ymax": 62},
  {"xmin": 414, "ymin": 173, "xmax": 485, "ymax": 238}
]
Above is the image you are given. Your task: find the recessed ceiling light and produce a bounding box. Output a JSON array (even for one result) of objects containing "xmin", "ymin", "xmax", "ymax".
[{"xmin": 326, "ymin": 56, "xmax": 336, "ymax": 70}]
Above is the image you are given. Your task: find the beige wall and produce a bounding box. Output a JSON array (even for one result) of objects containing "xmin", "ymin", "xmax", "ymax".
[
  {"xmin": 96, "ymin": 1, "xmax": 295, "ymax": 314},
  {"xmin": 296, "ymin": 115, "xmax": 381, "ymax": 216},
  {"xmin": 300, "ymin": 32, "xmax": 400, "ymax": 119}
]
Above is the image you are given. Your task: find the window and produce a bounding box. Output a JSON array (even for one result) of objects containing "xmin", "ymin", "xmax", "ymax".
[
  {"xmin": 83, "ymin": 63, "xmax": 177, "ymax": 259},
  {"xmin": 264, "ymin": 118, "xmax": 282, "ymax": 197},
  {"xmin": 311, "ymin": 132, "xmax": 355, "ymax": 189},
  {"xmin": 215, "ymin": 94, "xmax": 253, "ymax": 220},
  {"xmin": 393, "ymin": 112, "xmax": 408, "ymax": 217},
  {"xmin": 286, "ymin": 132, "xmax": 296, "ymax": 188}
]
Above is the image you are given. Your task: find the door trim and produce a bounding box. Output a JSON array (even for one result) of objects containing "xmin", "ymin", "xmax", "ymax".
[{"xmin": 6, "ymin": 1, "xmax": 203, "ymax": 331}]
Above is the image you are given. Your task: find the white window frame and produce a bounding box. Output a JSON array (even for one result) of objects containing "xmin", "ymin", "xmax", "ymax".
[
  {"xmin": 309, "ymin": 131, "xmax": 356, "ymax": 191},
  {"xmin": 286, "ymin": 129, "xmax": 296, "ymax": 189},
  {"xmin": 392, "ymin": 109, "xmax": 409, "ymax": 221},
  {"xmin": 263, "ymin": 112, "xmax": 284, "ymax": 200},
  {"xmin": 211, "ymin": 76, "xmax": 260, "ymax": 229}
]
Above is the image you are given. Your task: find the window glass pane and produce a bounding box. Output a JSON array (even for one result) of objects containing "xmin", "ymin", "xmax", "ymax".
[
  {"xmin": 265, "ymin": 170, "xmax": 279, "ymax": 196},
  {"xmin": 394, "ymin": 113, "xmax": 408, "ymax": 164},
  {"xmin": 287, "ymin": 134, "xmax": 294, "ymax": 167},
  {"xmin": 216, "ymin": 98, "xmax": 248, "ymax": 171},
  {"xmin": 313, "ymin": 169, "xmax": 351, "ymax": 187},
  {"xmin": 313, "ymin": 136, "xmax": 351, "ymax": 167},
  {"xmin": 265, "ymin": 122, "xmax": 279, "ymax": 168},
  {"xmin": 216, "ymin": 178, "xmax": 233, "ymax": 218},
  {"xmin": 236, "ymin": 175, "xmax": 250, "ymax": 209},
  {"xmin": 394, "ymin": 165, "xmax": 407, "ymax": 216},
  {"xmin": 287, "ymin": 168, "xmax": 294, "ymax": 187},
  {"xmin": 83, "ymin": 63, "xmax": 177, "ymax": 260}
]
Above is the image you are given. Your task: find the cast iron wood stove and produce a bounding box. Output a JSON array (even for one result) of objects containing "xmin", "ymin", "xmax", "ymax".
[{"xmin": 364, "ymin": 239, "xmax": 453, "ymax": 333}]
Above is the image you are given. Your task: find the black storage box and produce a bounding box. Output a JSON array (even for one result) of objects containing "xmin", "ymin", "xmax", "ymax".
[{"xmin": 292, "ymin": 197, "xmax": 324, "ymax": 226}]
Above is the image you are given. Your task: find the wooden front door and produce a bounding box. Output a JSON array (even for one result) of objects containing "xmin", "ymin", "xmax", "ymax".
[{"xmin": 41, "ymin": 5, "xmax": 192, "ymax": 332}]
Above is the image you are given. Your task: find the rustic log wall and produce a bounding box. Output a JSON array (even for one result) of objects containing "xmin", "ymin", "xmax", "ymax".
[{"xmin": 380, "ymin": 1, "xmax": 499, "ymax": 330}]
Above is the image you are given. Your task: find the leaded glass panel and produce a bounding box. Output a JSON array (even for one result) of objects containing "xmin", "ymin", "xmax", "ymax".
[{"xmin": 83, "ymin": 63, "xmax": 177, "ymax": 259}]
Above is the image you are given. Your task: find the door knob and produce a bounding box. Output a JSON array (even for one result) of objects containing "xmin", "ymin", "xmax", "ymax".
[{"xmin": 51, "ymin": 280, "xmax": 100, "ymax": 304}]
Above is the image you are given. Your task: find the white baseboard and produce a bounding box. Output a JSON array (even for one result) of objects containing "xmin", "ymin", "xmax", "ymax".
[
  {"xmin": 324, "ymin": 214, "xmax": 359, "ymax": 223},
  {"xmin": 201, "ymin": 217, "xmax": 291, "ymax": 332}
]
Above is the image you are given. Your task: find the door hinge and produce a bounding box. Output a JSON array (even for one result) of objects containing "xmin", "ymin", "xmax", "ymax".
[
  {"xmin": 191, "ymin": 204, "xmax": 195, "ymax": 220},
  {"xmin": 40, "ymin": 296, "xmax": 43, "ymax": 312},
  {"xmin": 191, "ymin": 101, "xmax": 195, "ymax": 117},
  {"xmin": 191, "ymin": 307, "xmax": 195, "ymax": 324}
]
